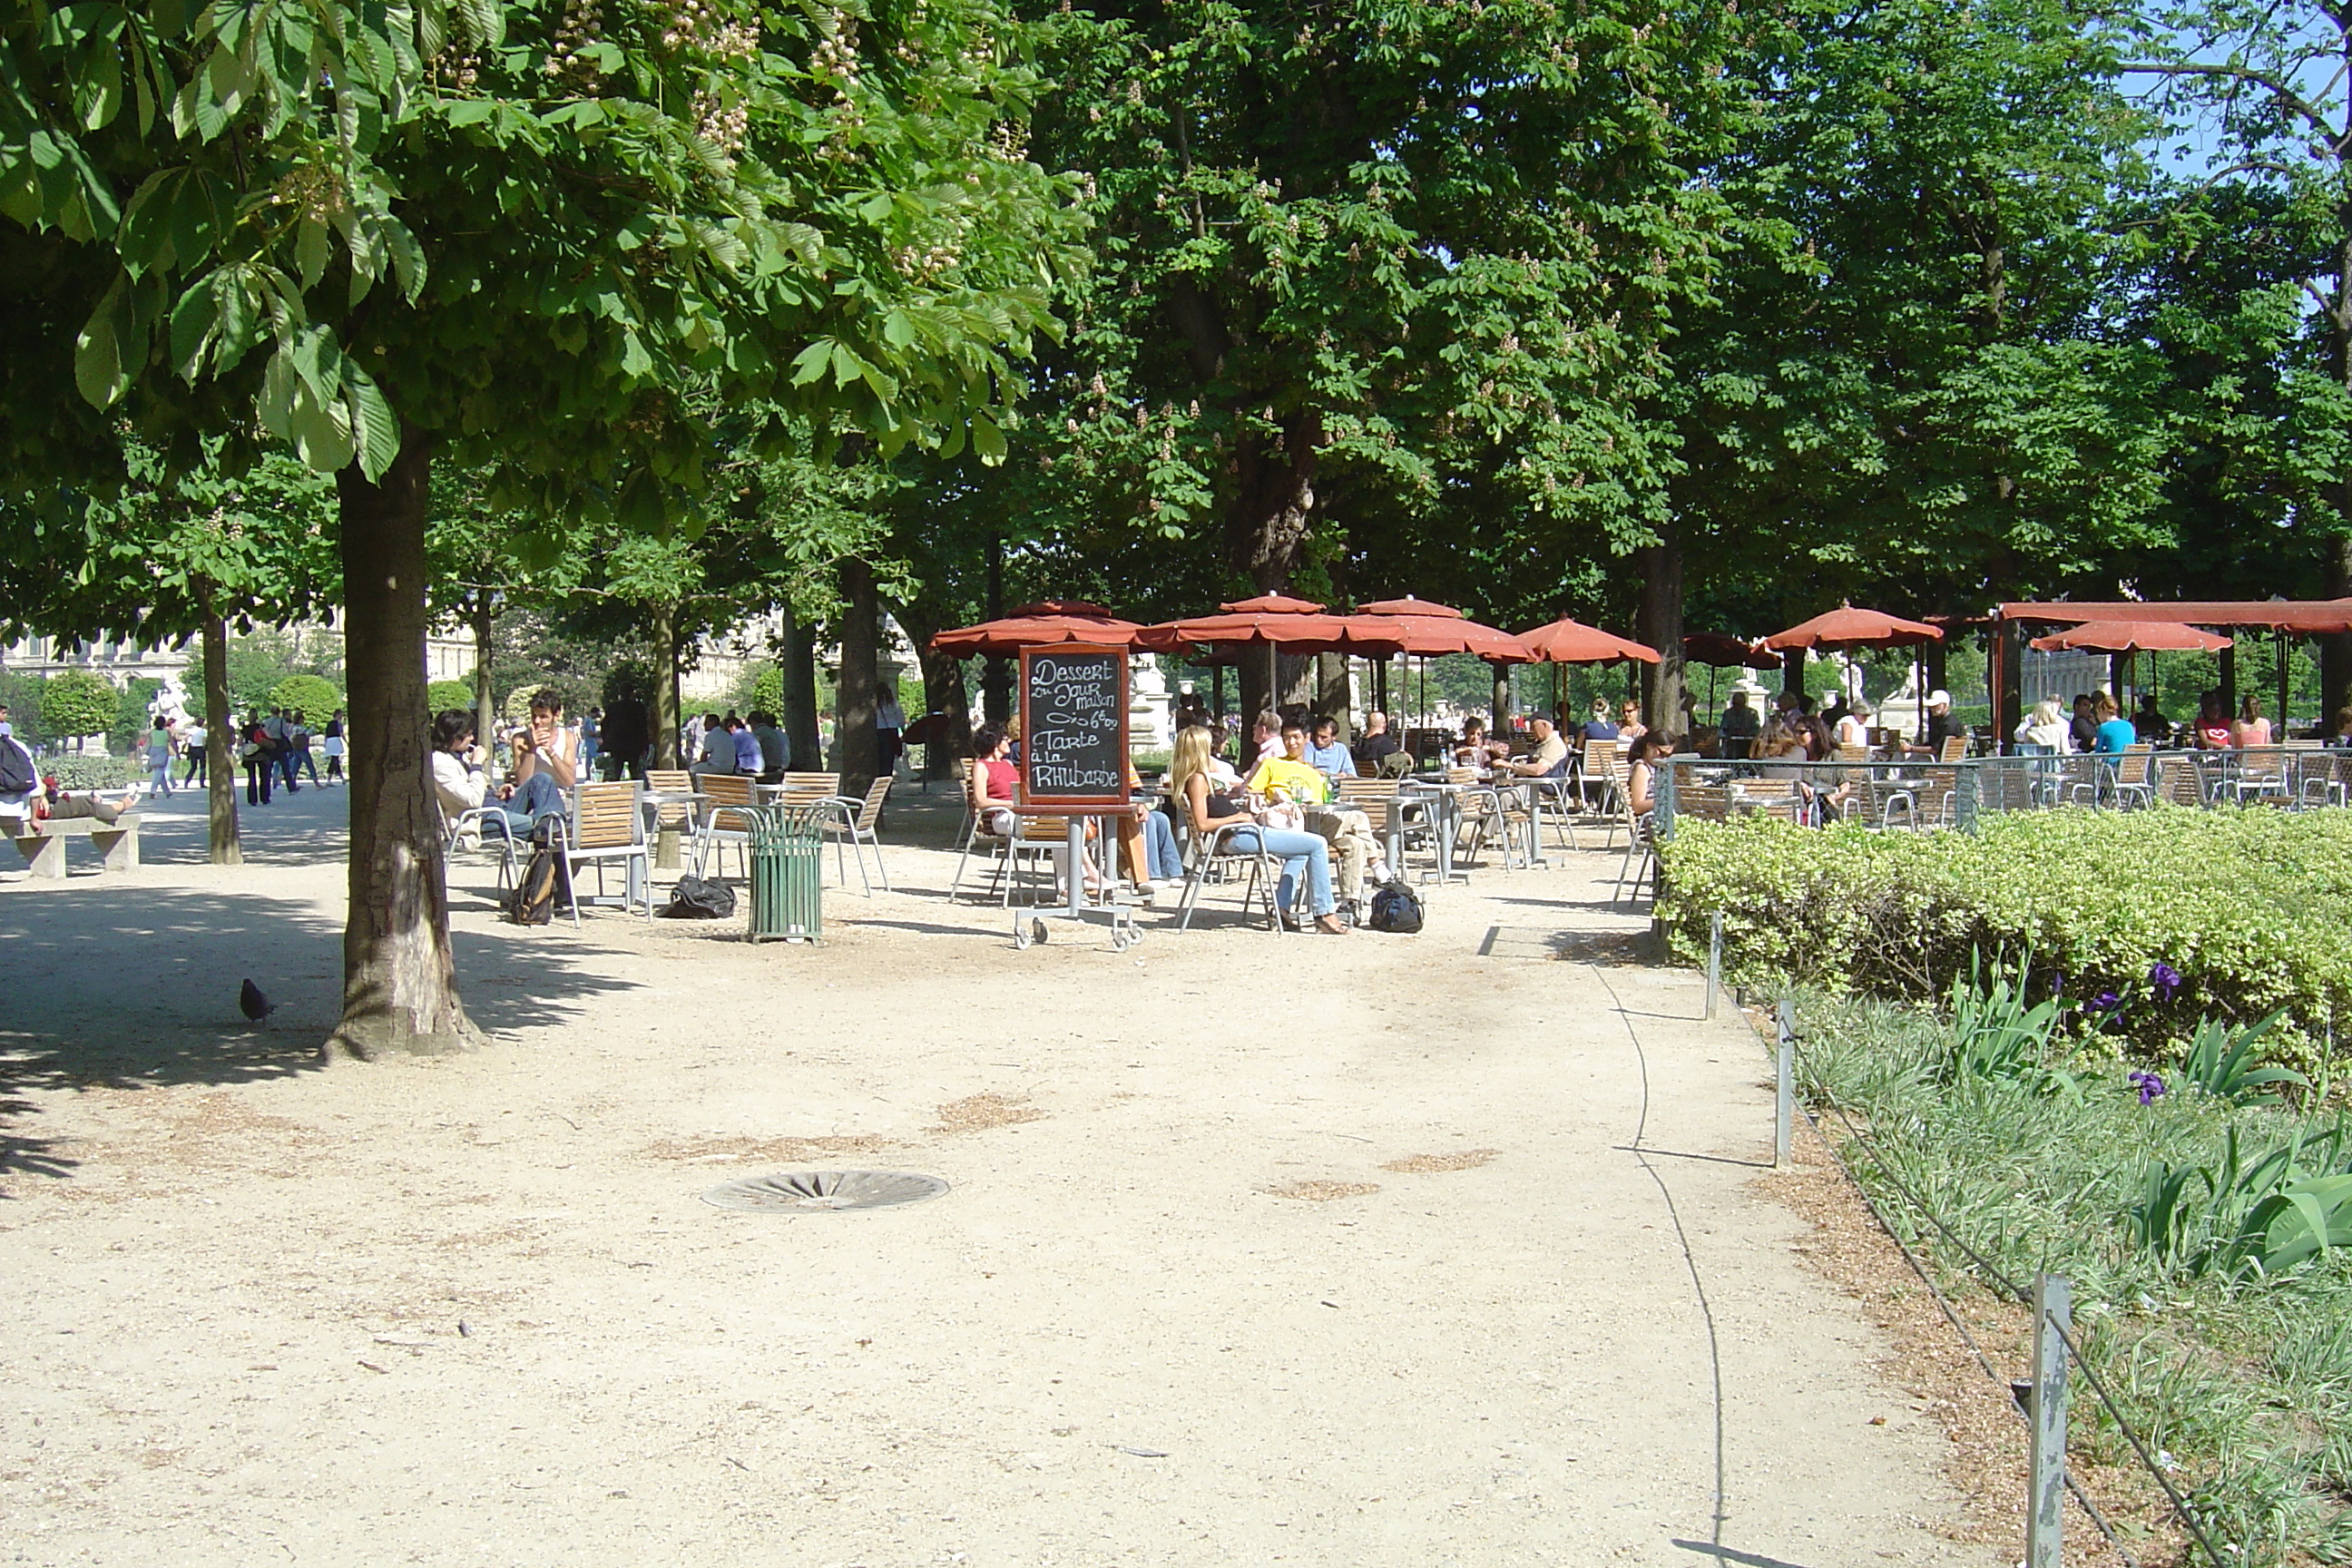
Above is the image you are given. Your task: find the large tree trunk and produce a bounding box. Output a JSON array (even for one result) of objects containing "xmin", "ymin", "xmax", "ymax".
[
  {"xmin": 324, "ymin": 435, "xmax": 476, "ymax": 1063},
  {"xmin": 891, "ymin": 595, "xmax": 972, "ymax": 781},
  {"xmin": 471, "ymin": 595, "xmax": 495, "ymax": 760},
  {"xmin": 201, "ymin": 607, "xmax": 240, "ymax": 865},
  {"xmin": 1635, "ymin": 526, "xmax": 1687, "ymax": 742},
  {"xmin": 982, "ymin": 533, "xmax": 1011, "ymax": 723},
  {"xmin": 651, "ymin": 603, "xmax": 681, "ymax": 769},
  {"xmin": 837, "ymin": 557, "xmax": 881, "ymax": 798},
  {"xmin": 1226, "ymin": 414, "xmax": 1320, "ymax": 720},
  {"xmin": 780, "ymin": 604, "xmax": 821, "ymax": 772},
  {"xmin": 1316, "ymin": 652, "xmax": 1351, "ymax": 739},
  {"xmin": 1490, "ymin": 662, "xmax": 1513, "ymax": 737}
]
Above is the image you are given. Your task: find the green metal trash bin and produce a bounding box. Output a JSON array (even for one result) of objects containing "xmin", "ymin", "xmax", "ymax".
[{"xmin": 747, "ymin": 805, "xmax": 826, "ymax": 942}]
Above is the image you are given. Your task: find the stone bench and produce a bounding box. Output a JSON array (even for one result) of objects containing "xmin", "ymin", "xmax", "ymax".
[{"xmin": 7, "ymin": 813, "xmax": 141, "ymax": 878}]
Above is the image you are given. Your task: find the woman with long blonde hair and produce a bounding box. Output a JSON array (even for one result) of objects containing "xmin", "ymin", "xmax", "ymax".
[{"xmin": 1171, "ymin": 725, "xmax": 1345, "ymax": 934}]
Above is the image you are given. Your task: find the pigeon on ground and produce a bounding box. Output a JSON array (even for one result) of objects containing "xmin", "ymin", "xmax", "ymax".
[{"xmin": 239, "ymin": 978, "xmax": 279, "ymax": 1024}]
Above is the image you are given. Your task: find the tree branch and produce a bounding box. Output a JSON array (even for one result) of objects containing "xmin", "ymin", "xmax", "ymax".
[{"xmin": 2122, "ymin": 59, "xmax": 2337, "ymax": 137}]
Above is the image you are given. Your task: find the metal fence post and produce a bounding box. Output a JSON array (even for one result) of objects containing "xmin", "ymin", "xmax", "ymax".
[
  {"xmin": 1705, "ymin": 910, "xmax": 1722, "ymax": 1020},
  {"xmin": 2028, "ymin": 1272, "xmax": 2071, "ymax": 1568},
  {"xmin": 1774, "ymin": 999, "xmax": 1794, "ymax": 1170},
  {"xmin": 1656, "ymin": 758, "xmax": 1678, "ymax": 843},
  {"xmin": 1956, "ymin": 760, "xmax": 1981, "ymax": 834}
]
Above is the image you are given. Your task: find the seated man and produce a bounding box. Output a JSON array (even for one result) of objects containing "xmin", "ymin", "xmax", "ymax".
[
  {"xmin": 749, "ymin": 710, "xmax": 789, "ymax": 781},
  {"xmin": 1490, "ymin": 716, "xmax": 1571, "ymax": 780},
  {"xmin": 1720, "ymin": 691, "xmax": 1760, "ymax": 757},
  {"xmin": 1355, "ymin": 710, "xmax": 1403, "ymax": 771},
  {"xmin": 729, "ymin": 715, "xmax": 762, "ymax": 777},
  {"xmin": 689, "ymin": 714, "xmax": 738, "ymax": 780},
  {"xmin": 1302, "ymin": 716, "xmax": 1357, "ymax": 786},
  {"xmin": 431, "ymin": 710, "xmax": 567, "ymax": 839},
  {"xmin": 1250, "ymin": 719, "xmax": 1392, "ymax": 908}
]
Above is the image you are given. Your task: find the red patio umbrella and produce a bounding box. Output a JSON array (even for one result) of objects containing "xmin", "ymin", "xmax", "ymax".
[
  {"xmin": 1516, "ymin": 617, "xmax": 1660, "ymax": 665},
  {"xmin": 2029, "ymin": 621, "xmax": 2232, "ymax": 653},
  {"xmin": 930, "ymin": 601, "xmax": 1147, "ymax": 656},
  {"xmin": 1138, "ymin": 594, "xmax": 1408, "ymax": 656},
  {"xmin": 1684, "ymin": 632, "xmax": 1779, "ymax": 669},
  {"xmin": 1764, "ymin": 603, "xmax": 1944, "ymax": 652},
  {"xmin": 1354, "ymin": 597, "xmax": 1534, "ymax": 662}
]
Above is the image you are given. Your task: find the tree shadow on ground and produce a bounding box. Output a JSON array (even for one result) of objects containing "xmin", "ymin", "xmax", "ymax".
[{"xmin": 0, "ymin": 882, "xmax": 641, "ymax": 1187}]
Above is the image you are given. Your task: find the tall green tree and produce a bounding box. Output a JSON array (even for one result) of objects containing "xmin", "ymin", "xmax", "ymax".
[
  {"xmin": 5, "ymin": 0, "xmax": 1075, "ymax": 1056},
  {"xmin": 2127, "ymin": 0, "xmax": 2352, "ymax": 717},
  {"xmin": 0, "ymin": 442, "xmax": 338, "ymax": 859},
  {"xmin": 1002, "ymin": 0, "xmax": 1745, "ymax": 715}
]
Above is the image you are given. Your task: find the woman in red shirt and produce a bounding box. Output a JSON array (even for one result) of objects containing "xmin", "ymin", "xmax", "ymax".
[{"xmin": 2192, "ymin": 695, "xmax": 2233, "ymax": 750}]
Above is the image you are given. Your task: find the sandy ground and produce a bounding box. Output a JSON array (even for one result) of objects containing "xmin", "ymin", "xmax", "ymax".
[{"xmin": 1, "ymin": 779, "xmax": 2007, "ymax": 1568}]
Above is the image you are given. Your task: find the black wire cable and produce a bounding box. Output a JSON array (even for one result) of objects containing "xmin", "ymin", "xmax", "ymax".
[
  {"xmin": 1592, "ymin": 965, "xmax": 1730, "ymax": 1554},
  {"xmin": 1769, "ymin": 1029, "xmax": 2141, "ymax": 1566},
  {"xmin": 1773, "ymin": 1007, "xmax": 2231, "ymax": 1568}
]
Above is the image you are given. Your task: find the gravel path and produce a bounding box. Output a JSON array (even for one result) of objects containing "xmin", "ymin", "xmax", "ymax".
[{"xmin": 0, "ymin": 782, "xmax": 2002, "ymax": 1566}]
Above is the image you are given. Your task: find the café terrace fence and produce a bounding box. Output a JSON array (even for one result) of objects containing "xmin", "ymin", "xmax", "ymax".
[{"xmin": 1651, "ymin": 746, "xmax": 2352, "ymax": 841}]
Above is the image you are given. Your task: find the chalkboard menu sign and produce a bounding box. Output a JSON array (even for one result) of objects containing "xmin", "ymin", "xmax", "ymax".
[{"xmin": 1019, "ymin": 644, "xmax": 1130, "ymax": 808}]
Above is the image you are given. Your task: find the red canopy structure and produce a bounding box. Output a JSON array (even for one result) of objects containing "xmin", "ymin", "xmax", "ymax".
[
  {"xmin": 1684, "ymin": 632, "xmax": 1779, "ymax": 669},
  {"xmin": 1354, "ymin": 597, "xmax": 1533, "ymax": 662},
  {"xmin": 1517, "ymin": 616, "xmax": 1660, "ymax": 665},
  {"xmin": 1998, "ymin": 599, "xmax": 2352, "ymax": 632},
  {"xmin": 1140, "ymin": 594, "xmax": 1407, "ymax": 656},
  {"xmin": 930, "ymin": 601, "xmax": 1146, "ymax": 656},
  {"xmin": 1765, "ymin": 603, "xmax": 1944, "ymax": 652},
  {"xmin": 2030, "ymin": 621, "xmax": 2233, "ymax": 654}
]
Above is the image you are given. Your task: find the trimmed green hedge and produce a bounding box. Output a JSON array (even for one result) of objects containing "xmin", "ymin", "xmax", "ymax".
[{"xmin": 1657, "ymin": 807, "xmax": 2352, "ymax": 1071}]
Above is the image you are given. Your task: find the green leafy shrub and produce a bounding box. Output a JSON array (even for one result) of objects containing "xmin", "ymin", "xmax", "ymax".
[
  {"xmin": 2124, "ymin": 1123, "xmax": 2352, "ymax": 1279},
  {"xmin": 1659, "ymin": 808, "xmax": 2352, "ymax": 1071},
  {"xmin": 2180, "ymin": 1014, "xmax": 2308, "ymax": 1108},
  {"xmin": 43, "ymin": 756, "xmax": 141, "ymax": 789},
  {"xmin": 270, "ymin": 674, "xmax": 343, "ymax": 721},
  {"xmin": 1946, "ymin": 950, "xmax": 2078, "ymax": 1097},
  {"xmin": 425, "ymin": 679, "xmax": 476, "ymax": 714},
  {"xmin": 39, "ymin": 670, "xmax": 122, "ymax": 745},
  {"xmin": 1792, "ymin": 989, "xmax": 2352, "ymax": 1562}
]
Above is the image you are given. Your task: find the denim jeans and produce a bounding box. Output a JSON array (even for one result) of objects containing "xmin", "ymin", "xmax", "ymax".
[
  {"xmin": 490, "ymin": 771, "xmax": 568, "ymax": 836},
  {"xmin": 1142, "ymin": 809, "xmax": 1182, "ymax": 879},
  {"xmin": 1224, "ymin": 826, "xmax": 1335, "ymax": 917}
]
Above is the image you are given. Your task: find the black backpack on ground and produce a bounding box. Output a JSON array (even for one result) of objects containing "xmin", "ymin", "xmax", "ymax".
[
  {"xmin": 1367, "ymin": 880, "xmax": 1424, "ymax": 935},
  {"xmin": 661, "ymin": 875, "xmax": 736, "ymax": 919},
  {"xmin": 507, "ymin": 848, "xmax": 564, "ymax": 925}
]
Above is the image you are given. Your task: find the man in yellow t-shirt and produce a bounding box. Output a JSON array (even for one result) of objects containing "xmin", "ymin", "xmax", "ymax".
[{"xmin": 1250, "ymin": 719, "xmax": 1390, "ymax": 911}]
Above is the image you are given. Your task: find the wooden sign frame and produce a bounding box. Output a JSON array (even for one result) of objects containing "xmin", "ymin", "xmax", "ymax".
[{"xmin": 1017, "ymin": 643, "xmax": 1131, "ymax": 808}]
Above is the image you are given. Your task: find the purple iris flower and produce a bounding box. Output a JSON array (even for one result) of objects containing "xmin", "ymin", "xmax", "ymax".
[
  {"xmin": 2093, "ymin": 990, "xmax": 2122, "ymax": 1014},
  {"xmin": 2129, "ymin": 1071, "xmax": 2167, "ymax": 1105},
  {"xmin": 2149, "ymin": 962, "xmax": 2181, "ymax": 1000},
  {"xmin": 2052, "ymin": 973, "xmax": 2065, "ymax": 999}
]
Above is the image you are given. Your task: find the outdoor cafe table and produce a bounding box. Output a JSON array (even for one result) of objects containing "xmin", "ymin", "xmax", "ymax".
[
  {"xmin": 640, "ymin": 788, "xmax": 704, "ymax": 871},
  {"xmin": 1396, "ymin": 778, "xmax": 1493, "ymax": 883}
]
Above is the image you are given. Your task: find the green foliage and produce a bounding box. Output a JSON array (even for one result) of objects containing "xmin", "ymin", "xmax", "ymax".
[
  {"xmin": 1945, "ymin": 951, "xmax": 2079, "ymax": 1097},
  {"xmin": 425, "ymin": 679, "xmax": 476, "ymax": 714},
  {"xmin": 0, "ymin": 670, "xmax": 47, "ymax": 747},
  {"xmin": 38, "ymin": 668, "xmax": 120, "ymax": 741},
  {"xmin": 1792, "ymin": 990, "xmax": 2352, "ymax": 1562},
  {"xmin": 1659, "ymin": 808, "xmax": 2352, "ymax": 1071},
  {"xmin": 270, "ymin": 674, "xmax": 341, "ymax": 722},
  {"xmin": 2181, "ymin": 1014, "xmax": 2308, "ymax": 1108},
  {"xmin": 41, "ymin": 755, "xmax": 139, "ymax": 789},
  {"xmin": 2124, "ymin": 1122, "xmax": 2352, "ymax": 1280},
  {"xmin": 106, "ymin": 675, "xmax": 165, "ymax": 754}
]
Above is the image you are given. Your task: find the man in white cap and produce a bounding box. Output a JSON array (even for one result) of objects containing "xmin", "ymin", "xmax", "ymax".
[{"xmin": 1905, "ymin": 690, "xmax": 1965, "ymax": 758}]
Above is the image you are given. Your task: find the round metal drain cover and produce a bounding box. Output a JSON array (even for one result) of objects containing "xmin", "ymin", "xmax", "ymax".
[{"xmin": 701, "ymin": 1169, "xmax": 950, "ymax": 1214}]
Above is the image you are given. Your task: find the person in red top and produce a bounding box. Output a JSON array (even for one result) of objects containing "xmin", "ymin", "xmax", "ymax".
[{"xmin": 2193, "ymin": 693, "xmax": 2234, "ymax": 750}]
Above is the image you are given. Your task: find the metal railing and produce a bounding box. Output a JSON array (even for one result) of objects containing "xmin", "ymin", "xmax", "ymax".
[{"xmin": 1654, "ymin": 748, "xmax": 2350, "ymax": 841}]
